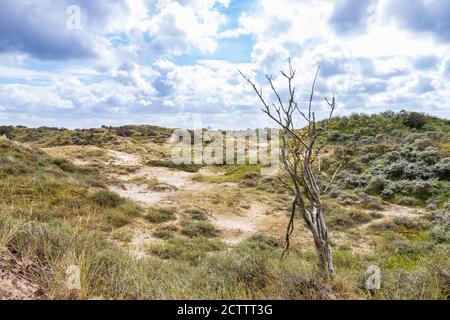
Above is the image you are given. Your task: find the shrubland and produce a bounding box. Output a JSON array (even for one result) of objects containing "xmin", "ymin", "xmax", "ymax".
[{"xmin": 0, "ymin": 111, "xmax": 449, "ymax": 300}]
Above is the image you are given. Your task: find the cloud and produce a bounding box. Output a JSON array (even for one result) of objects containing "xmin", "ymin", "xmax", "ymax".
[
  {"xmin": 147, "ymin": 1, "xmax": 227, "ymax": 55},
  {"xmin": 0, "ymin": 1, "xmax": 96, "ymax": 60},
  {"xmin": 0, "ymin": 0, "xmax": 449, "ymax": 129},
  {"xmin": 383, "ymin": 0, "xmax": 450, "ymax": 42},
  {"xmin": 414, "ymin": 55, "xmax": 438, "ymax": 70},
  {"xmin": 329, "ymin": 0, "xmax": 374, "ymax": 35},
  {"xmin": 411, "ymin": 76, "xmax": 436, "ymax": 94}
]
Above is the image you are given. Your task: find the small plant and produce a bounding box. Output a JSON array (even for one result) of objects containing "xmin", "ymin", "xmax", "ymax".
[
  {"xmin": 180, "ymin": 220, "xmax": 219, "ymax": 238},
  {"xmin": 89, "ymin": 190, "xmax": 125, "ymax": 208},
  {"xmin": 185, "ymin": 208, "xmax": 208, "ymax": 221},
  {"xmin": 244, "ymin": 234, "xmax": 282, "ymax": 251},
  {"xmin": 148, "ymin": 237, "xmax": 224, "ymax": 263},
  {"xmin": 430, "ymin": 210, "xmax": 450, "ymax": 243},
  {"xmin": 146, "ymin": 206, "xmax": 177, "ymax": 223},
  {"xmin": 106, "ymin": 211, "xmax": 132, "ymax": 228},
  {"xmin": 153, "ymin": 225, "xmax": 178, "ymax": 240},
  {"xmin": 403, "ymin": 112, "xmax": 426, "ymax": 129}
]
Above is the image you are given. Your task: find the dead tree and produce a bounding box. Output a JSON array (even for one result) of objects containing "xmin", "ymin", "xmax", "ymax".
[{"xmin": 240, "ymin": 60, "xmax": 336, "ymax": 275}]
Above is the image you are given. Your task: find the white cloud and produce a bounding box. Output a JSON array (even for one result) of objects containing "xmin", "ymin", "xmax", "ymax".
[
  {"xmin": 0, "ymin": 0, "xmax": 449, "ymax": 128},
  {"xmin": 148, "ymin": 0, "xmax": 227, "ymax": 55}
]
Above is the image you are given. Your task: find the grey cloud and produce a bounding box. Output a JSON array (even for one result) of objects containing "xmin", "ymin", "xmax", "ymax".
[
  {"xmin": 412, "ymin": 77, "xmax": 435, "ymax": 94},
  {"xmin": 0, "ymin": 0, "xmax": 127, "ymax": 60},
  {"xmin": 329, "ymin": 0, "xmax": 374, "ymax": 35},
  {"xmin": 414, "ymin": 56, "xmax": 438, "ymax": 70},
  {"xmin": 385, "ymin": 0, "xmax": 450, "ymax": 42}
]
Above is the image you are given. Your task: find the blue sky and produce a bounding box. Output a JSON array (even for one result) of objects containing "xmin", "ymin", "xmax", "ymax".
[{"xmin": 0, "ymin": 0, "xmax": 449, "ymax": 129}]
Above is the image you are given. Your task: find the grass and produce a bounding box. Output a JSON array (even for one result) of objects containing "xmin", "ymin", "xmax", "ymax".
[
  {"xmin": 185, "ymin": 208, "xmax": 208, "ymax": 221},
  {"xmin": 192, "ymin": 164, "xmax": 261, "ymax": 183},
  {"xmin": 323, "ymin": 200, "xmax": 375, "ymax": 229},
  {"xmin": 1, "ymin": 116, "xmax": 449, "ymax": 300},
  {"xmin": 179, "ymin": 220, "xmax": 219, "ymax": 238},
  {"xmin": 129, "ymin": 176, "xmax": 159, "ymax": 189},
  {"xmin": 153, "ymin": 225, "xmax": 179, "ymax": 240},
  {"xmin": 147, "ymin": 159, "xmax": 202, "ymax": 173},
  {"xmin": 147, "ymin": 237, "xmax": 224, "ymax": 263},
  {"xmin": 89, "ymin": 190, "xmax": 125, "ymax": 208},
  {"xmin": 145, "ymin": 206, "xmax": 177, "ymax": 223}
]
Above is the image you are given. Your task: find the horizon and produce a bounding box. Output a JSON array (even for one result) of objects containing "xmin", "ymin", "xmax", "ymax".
[
  {"xmin": 0, "ymin": 1, "xmax": 449, "ymax": 129},
  {"xmin": 2, "ymin": 109, "xmax": 449, "ymax": 131}
]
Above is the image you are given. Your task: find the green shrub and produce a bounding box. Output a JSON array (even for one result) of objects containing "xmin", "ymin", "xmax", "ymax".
[
  {"xmin": 148, "ymin": 237, "xmax": 223, "ymax": 263},
  {"xmin": 153, "ymin": 225, "xmax": 178, "ymax": 240},
  {"xmin": 392, "ymin": 216, "xmax": 425, "ymax": 230},
  {"xmin": 365, "ymin": 175, "xmax": 388, "ymax": 195},
  {"xmin": 147, "ymin": 160, "xmax": 201, "ymax": 173},
  {"xmin": 404, "ymin": 112, "xmax": 427, "ymax": 129},
  {"xmin": 327, "ymin": 208, "xmax": 374, "ymax": 229},
  {"xmin": 180, "ymin": 220, "xmax": 219, "ymax": 238},
  {"xmin": 243, "ymin": 234, "xmax": 282, "ymax": 251},
  {"xmin": 393, "ymin": 196, "xmax": 419, "ymax": 206},
  {"xmin": 146, "ymin": 206, "xmax": 177, "ymax": 223},
  {"xmin": 106, "ymin": 211, "xmax": 132, "ymax": 228},
  {"xmin": 431, "ymin": 210, "xmax": 450, "ymax": 243},
  {"xmin": 185, "ymin": 208, "xmax": 208, "ymax": 221},
  {"xmin": 89, "ymin": 190, "xmax": 125, "ymax": 208}
]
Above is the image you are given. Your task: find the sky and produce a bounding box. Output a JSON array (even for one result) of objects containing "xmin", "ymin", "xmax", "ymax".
[{"xmin": 0, "ymin": 0, "xmax": 449, "ymax": 129}]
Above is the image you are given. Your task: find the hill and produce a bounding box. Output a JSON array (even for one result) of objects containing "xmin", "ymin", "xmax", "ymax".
[{"xmin": 0, "ymin": 111, "xmax": 449, "ymax": 300}]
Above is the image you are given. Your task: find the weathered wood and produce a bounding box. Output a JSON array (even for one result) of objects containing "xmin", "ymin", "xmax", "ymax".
[{"xmin": 240, "ymin": 60, "xmax": 336, "ymax": 275}]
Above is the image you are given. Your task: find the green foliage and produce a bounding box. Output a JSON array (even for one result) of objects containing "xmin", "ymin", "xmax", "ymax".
[
  {"xmin": 180, "ymin": 220, "xmax": 219, "ymax": 238},
  {"xmin": 324, "ymin": 112, "xmax": 450, "ymax": 206},
  {"xmin": 146, "ymin": 160, "xmax": 202, "ymax": 173},
  {"xmin": 146, "ymin": 206, "xmax": 177, "ymax": 223},
  {"xmin": 403, "ymin": 112, "xmax": 427, "ymax": 129},
  {"xmin": 89, "ymin": 190, "xmax": 125, "ymax": 208},
  {"xmin": 185, "ymin": 208, "xmax": 208, "ymax": 221}
]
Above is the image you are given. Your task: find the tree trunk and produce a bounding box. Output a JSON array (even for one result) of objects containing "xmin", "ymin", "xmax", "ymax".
[
  {"xmin": 314, "ymin": 211, "xmax": 334, "ymax": 275},
  {"xmin": 300, "ymin": 202, "xmax": 334, "ymax": 275}
]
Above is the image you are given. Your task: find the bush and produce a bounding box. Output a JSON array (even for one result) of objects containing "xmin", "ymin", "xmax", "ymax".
[
  {"xmin": 434, "ymin": 158, "xmax": 450, "ymax": 180},
  {"xmin": 392, "ymin": 216, "xmax": 425, "ymax": 230},
  {"xmin": 239, "ymin": 178, "xmax": 258, "ymax": 188},
  {"xmin": 244, "ymin": 234, "xmax": 282, "ymax": 251},
  {"xmin": 444, "ymin": 202, "xmax": 450, "ymax": 211},
  {"xmin": 386, "ymin": 161, "xmax": 408, "ymax": 179},
  {"xmin": 106, "ymin": 211, "xmax": 132, "ymax": 228},
  {"xmin": 278, "ymin": 271, "xmax": 335, "ymax": 300},
  {"xmin": 89, "ymin": 190, "xmax": 125, "ymax": 208},
  {"xmin": 146, "ymin": 207, "xmax": 177, "ymax": 223},
  {"xmin": 385, "ymin": 151, "xmax": 401, "ymax": 163},
  {"xmin": 404, "ymin": 112, "xmax": 426, "ymax": 129},
  {"xmin": 0, "ymin": 126, "xmax": 13, "ymax": 139},
  {"xmin": 360, "ymin": 194, "xmax": 384, "ymax": 210},
  {"xmin": 327, "ymin": 208, "xmax": 374, "ymax": 229},
  {"xmin": 430, "ymin": 210, "xmax": 450, "ymax": 243},
  {"xmin": 180, "ymin": 220, "xmax": 219, "ymax": 238},
  {"xmin": 148, "ymin": 237, "xmax": 223, "ymax": 263},
  {"xmin": 394, "ymin": 196, "xmax": 419, "ymax": 206},
  {"xmin": 206, "ymin": 249, "xmax": 270, "ymax": 288},
  {"xmin": 153, "ymin": 225, "xmax": 178, "ymax": 240},
  {"xmin": 412, "ymin": 180, "xmax": 436, "ymax": 198},
  {"xmin": 365, "ymin": 175, "xmax": 387, "ymax": 195},
  {"xmin": 185, "ymin": 208, "xmax": 208, "ymax": 221}
]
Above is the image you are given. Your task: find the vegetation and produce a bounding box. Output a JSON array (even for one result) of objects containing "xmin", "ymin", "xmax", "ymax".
[
  {"xmin": 145, "ymin": 206, "xmax": 177, "ymax": 223},
  {"xmin": 0, "ymin": 112, "xmax": 449, "ymax": 300}
]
